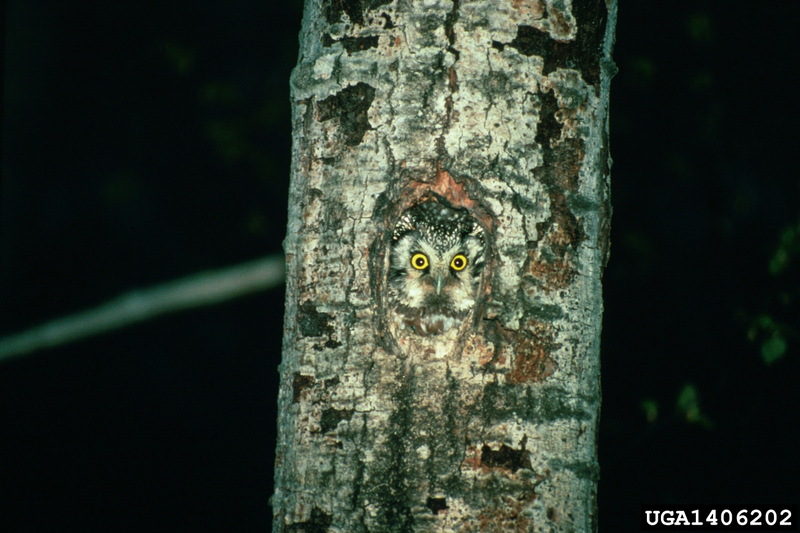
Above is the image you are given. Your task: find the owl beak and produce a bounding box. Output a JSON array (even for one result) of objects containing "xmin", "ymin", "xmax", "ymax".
[{"xmin": 434, "ymin": 274, "xmax": 446, "ymax": 295}]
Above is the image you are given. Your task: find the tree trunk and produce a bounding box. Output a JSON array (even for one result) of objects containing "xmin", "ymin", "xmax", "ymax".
[{"xmin": 273, "ymin": 0, "xmax": 616, "ymax": 531}]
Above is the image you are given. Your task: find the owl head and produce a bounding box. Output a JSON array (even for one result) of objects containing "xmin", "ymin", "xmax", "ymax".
[{"xmin": 388, "ymin": 200, "xmax": 485, "ymax": 335}]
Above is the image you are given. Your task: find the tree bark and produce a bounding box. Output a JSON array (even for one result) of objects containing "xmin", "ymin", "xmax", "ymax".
[{"xmin": 273, "ymin": 0, "xmax": 616, "ymax": 531}]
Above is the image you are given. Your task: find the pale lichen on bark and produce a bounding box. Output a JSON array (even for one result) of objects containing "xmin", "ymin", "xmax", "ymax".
[{"xmin": 274, "ymin": 0, "xmax": 616, "ymax": 531}]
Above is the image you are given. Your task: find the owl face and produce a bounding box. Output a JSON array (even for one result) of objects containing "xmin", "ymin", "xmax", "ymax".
[{"xmin": 388, "ymin": 201, "xmax": 485, "ymax": 335}]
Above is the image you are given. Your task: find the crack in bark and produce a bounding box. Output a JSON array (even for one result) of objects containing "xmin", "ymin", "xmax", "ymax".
[
  {"xmin": 292, "ymin": 373, "xmax": 315, "ymax": 403},
  {"xmin": 435, "ymin": 0, "xmax": 460, "ymax": 162},
  {"xmin": 480, "ymin": 443, "xmax": 532, "ymax": 473},
  {"xmin": 526, "ymin": 135, "xmax": 587, "ymax": 291},
  {"xmin": 284, "ymin": 506, "xmax": 332, "ymax": 532},
  {"xmin": 322, "ymin": 33, "xmax": 379, "ymax": 54},
  {"xmin": 316, "ymin": 82, "xmax": 376, "ymax": 146},
  {"xmin": 319, "ymin": 407, "xmax": 355, "ymax": 433}
]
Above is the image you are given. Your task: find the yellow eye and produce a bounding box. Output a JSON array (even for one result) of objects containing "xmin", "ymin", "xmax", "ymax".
[
  {"xmin": 410, "ymin": 253, "xmax": 429, "ymax": 270},
  {"xmin": 450, "ymin": 254, "xmax": 468, "ymax": 271}
]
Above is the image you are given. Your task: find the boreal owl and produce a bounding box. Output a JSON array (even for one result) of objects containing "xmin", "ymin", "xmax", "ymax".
[{"xmin": 388, "ymin": 200, "xmax": 485, "ymax": 336}]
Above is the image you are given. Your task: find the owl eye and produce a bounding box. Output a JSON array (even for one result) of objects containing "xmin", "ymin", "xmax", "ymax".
[
  {"xmin": 450, "ymin": 254, "xmax": 468, "ymax": 271},
  {"xmin": 410, "ymin": 253, "xmax": 429, "ymax": 270}
]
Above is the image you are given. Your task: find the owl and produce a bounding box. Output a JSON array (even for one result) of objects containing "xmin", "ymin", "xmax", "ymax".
[{"xmin": 388, "ymin": 200, "xmax": 485, "ymax": 336}]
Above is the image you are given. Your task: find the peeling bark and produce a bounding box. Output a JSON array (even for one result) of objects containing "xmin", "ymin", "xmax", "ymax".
[{"xmin": 274, "ymin": 0, "xmax": 616, "ymax": 531}]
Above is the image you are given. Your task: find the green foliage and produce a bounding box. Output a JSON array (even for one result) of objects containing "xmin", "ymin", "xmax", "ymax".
[
  {"xmin": 746, "ymin": 219, "xmax": 800, "ymax": 365},
  {"xmin": 747, "ymin": 314, "xmax": 789, "ymax": 365},
  {"xmin": 638, "ymin": 385, "xmax": 715, "ymax": 428},
  {"xmin": 769, "ymin": 220, "xmax": 800, "ymax": 276},
  {"xmin": 640, "ymin": 399, "xmax": 658, "ymax": 423},
  {"xmin": 760, "ymin": 335, "xmax": 787, "ymax": 365},
  {"xmin": 675, "ymin": 384, "xmax": 712, "ymax": 428}
]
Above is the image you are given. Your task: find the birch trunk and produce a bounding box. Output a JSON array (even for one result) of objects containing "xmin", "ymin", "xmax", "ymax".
[{"xmin": 273, "ymin": 0, "xmax": 616, "ymax": 531}]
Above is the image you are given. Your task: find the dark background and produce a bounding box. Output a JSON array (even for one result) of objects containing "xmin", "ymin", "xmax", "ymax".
[{"xmin": 2, "ymin": 1, "xmax": 798, "ymax": 531}]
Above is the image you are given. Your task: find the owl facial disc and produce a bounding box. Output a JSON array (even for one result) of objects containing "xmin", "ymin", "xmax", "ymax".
[{"xmin": 387, "ymin": 200, "xmax": 485, "ymax": 336}]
